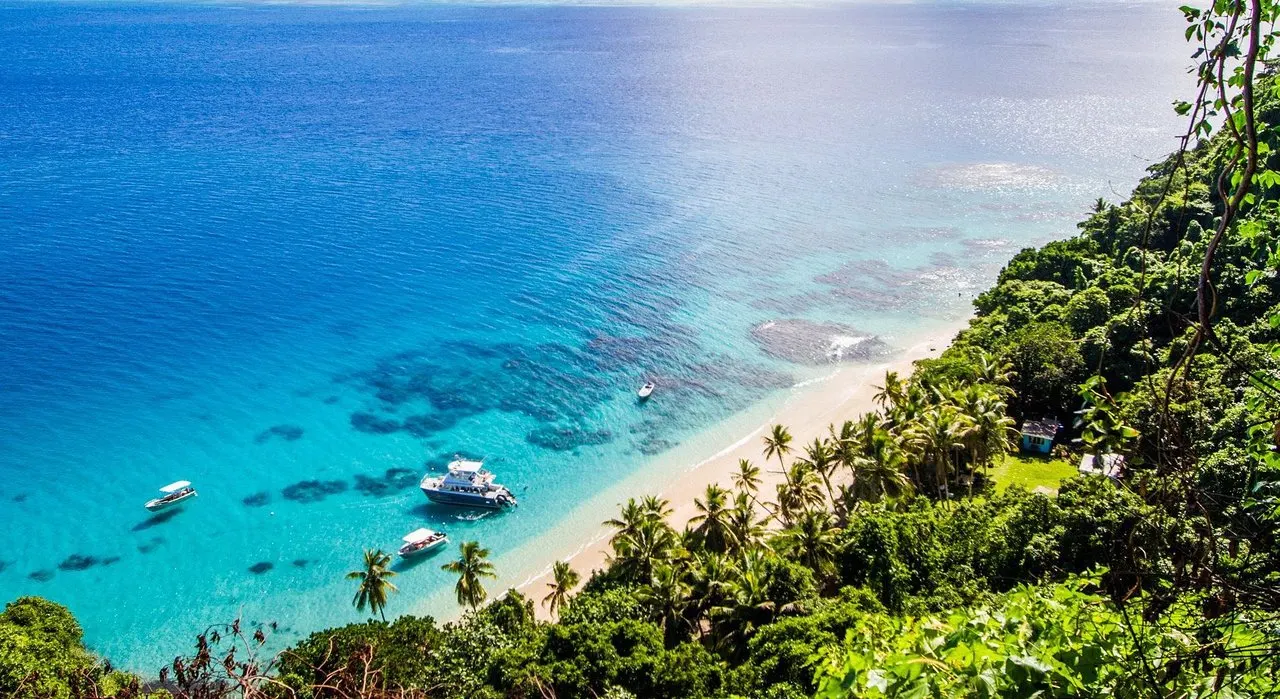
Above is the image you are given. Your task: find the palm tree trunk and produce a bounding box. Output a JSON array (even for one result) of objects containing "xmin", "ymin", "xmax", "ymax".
[
  {"xmin": 968, "ymin": 445, "xmax": 977, "ymax": 497},
  {"xmin": 819, "ymin": 471, "xmax": 835, "ymax": 507}
]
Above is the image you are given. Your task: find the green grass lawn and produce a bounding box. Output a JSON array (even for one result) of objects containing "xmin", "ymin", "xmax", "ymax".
[{"xmin": 988, "ymin": 453, "xmax": 1079, "ymax": 494}]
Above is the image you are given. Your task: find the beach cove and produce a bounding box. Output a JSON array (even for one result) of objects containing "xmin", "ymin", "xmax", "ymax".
[
  {"xmin": 0, "ymin": 1, "xmax": 1193, "ymax": 670},
  {"xmin": 509, "ymin": 323, "xmax": 968, "ymax": 620}
]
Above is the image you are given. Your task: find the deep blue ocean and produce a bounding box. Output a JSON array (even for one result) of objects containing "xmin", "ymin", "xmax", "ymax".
[{"xmin": 0, "ymin": 0, "xmax": 1190, "ymax": 670}]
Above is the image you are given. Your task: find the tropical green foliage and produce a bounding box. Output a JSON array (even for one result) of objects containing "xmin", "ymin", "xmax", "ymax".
[
  {"xmin": 349, "ymin": 548, "xmax": 399, "ymax": 622},
  {"xmin": 542, "ymin": 560, "xmax": 580, "ymax": 619},
  {"xmin": 0, "ymin": 597, "xmax": 139, "ymax": 699},
  {"xmin": 813, "ymin": 576, "xmax": 1276, "ymax": 698},
  {"xmin": 442, "ymin": 541, "xmax": 497, "ymax": 612}
]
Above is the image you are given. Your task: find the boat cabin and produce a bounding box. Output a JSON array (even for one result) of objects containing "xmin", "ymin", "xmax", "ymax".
[
  {"xmin": 398, "ymin": 528, "xmax": 447, "ymax": 556},
  {"xmin": 441, "ymin": 459, "xmax": 494, "ymax": 487}
]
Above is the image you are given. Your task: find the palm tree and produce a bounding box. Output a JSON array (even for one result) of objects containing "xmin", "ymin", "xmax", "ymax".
[
  {"xmin": 964, "ymin": 389, "xmax": 1017, "ymax": 491},
  {"xmin": 907, "ymin": 406, "xmax": 974, "ymax": 497},
  {"xmin": 609, "ymin": 518, "xmax": 680, "ymax": 583},
  {"xmin": 441, "ymin": 541, "xmax": 497, "ymax": 611},
  {"xmin": 731, "ymin": 459, "xmax": 761, "ymax": 497},
  {"xmin": 773, "ymin": 463, "xmax": 824, "ymax": 525},
  {"xmin": 828, "ymin": 426, "xmax": 861, "ymax": 520},
  {"xmin": 975, "ymin": 351, "xmax": 1016, "ymax": 395},
  {"xmin": 690, "ymin": 484, "xmax": 735, "ymax": 553},
  {"xmin": 638, "ymin": 563, "xmax": 694, "ymax": 644},
  {"xmin": 542, "ymin": 560, "xmax": 580, "ymax": 619},
  {"xmin": 605, "ymin": 498, "xmax": 648, "ymax": 547},
  {"xmin": 776, "ymin": 510, "xmax": 838, "ymax": 579},
  {"xmin": 711, "ymin": 549, "xmax": 792, "ymax": 652},
  {"xmin": 640, "ymin": 494, "xmax": 673, "ymax": 521},
  {"xmin": 727, "ymin": 491, "xmax": 767, "ymax": 553},
  {"xmin": 891, "ymin": 383, "xmax": 930, "ymax": 437},
  {"xmin": 873, "ymin": 370, "xmax": 906, "ymax": 411},
  {"xmin": 731, "ymin": 458, "xmax": 776, "ymax": 521},
  {"xmin": 797, "ymin": 437, "xmax": 837, "ymax": 505},
  {"xmin": 688, "ymin": 550, "xmax": 733, "ymax": 628},
  {"xmin": 854, "ymin": 428, "xmax": 914, "ymax": 503},
  {"xmin": 762, "ymin": 424, "xmax": 794, "ymax": 482},
  {"xmin": 347, "ymin": 549, "xmax": 398, "ymax": 622}
]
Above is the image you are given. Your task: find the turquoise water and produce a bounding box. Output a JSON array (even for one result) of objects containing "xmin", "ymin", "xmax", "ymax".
[{"xmin": 0, "ymin": 1, "xmax": 1190, "ymax": 670}]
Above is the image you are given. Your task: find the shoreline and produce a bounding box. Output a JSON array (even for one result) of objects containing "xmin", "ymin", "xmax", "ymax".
[{"xmin": 485, "ymin": 318, "xmax": 971, "ymax": 621}]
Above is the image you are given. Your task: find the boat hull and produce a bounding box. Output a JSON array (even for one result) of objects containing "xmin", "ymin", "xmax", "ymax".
[
  {"xmin": 144, "ymin": 491, "xmax": 196, "ymax": 512},
  {"xmin": 399, "ymin": 538, "xmax": 448, "ymax": 557},
  {"xmin": 422, "ymin": 488, "xmax": 512, "ymax": 509}
]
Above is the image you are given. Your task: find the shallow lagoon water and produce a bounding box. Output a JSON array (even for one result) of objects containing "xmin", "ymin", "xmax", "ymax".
[{"xmin": 0, "ymin": 0, "xmax": 1190, "ymax": 670}]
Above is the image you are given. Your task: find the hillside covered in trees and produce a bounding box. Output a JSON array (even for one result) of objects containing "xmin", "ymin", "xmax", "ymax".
[{"xmin": 7, "ymin": 3, "xmax": 1280, "ymax": 698}]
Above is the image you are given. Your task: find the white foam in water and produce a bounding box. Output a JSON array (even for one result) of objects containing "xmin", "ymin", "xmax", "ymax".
[
  {"xmin": 792, "ymin": 368, "xmax": 842, "ymax": 390},
  {"xmin": 826, "ymin": 334, "xmax": 868, "ymax": 362}
]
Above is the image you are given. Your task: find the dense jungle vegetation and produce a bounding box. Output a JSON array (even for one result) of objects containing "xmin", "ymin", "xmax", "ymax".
[{"xmin": 7, "ymin": 2, "xmax": 1280, "ymax": 698}]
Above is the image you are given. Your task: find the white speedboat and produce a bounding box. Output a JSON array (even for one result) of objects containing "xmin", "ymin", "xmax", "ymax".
[
  {"xmin": 144, "ymin": 481, "xmax": 197, "ymax": 512},
  {"xmin": 398, "ymin": 528, "xmax": 448, "ymax": 557},
  {"xmin": 420, "ymin": 457, "xmax": 517, "ymax": 509},
  {"xmin": 638, "ymin": 382, "xmax": 655, "ymax": 400}
]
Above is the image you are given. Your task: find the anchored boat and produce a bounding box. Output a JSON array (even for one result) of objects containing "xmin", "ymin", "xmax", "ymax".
[
  {"xmin": 420, "ymin": 458, "xmax": 517, "ymax": 509},
  {"xmin": 638, "ymin": 381, "xmax": 655, "ymax": 400},
  {"xmin": 144, "ymin": 480, "xmax": 197, "ymax": 512},
  {"xmin": 398, "ymin": 528, "xmax": 448, "ymax": 557}
]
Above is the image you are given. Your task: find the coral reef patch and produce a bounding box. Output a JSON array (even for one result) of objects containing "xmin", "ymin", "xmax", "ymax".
[
  {"xmin": 58, "ymin": 554, "xmax": 102, "ymax": 572},
  {"xmin": 354, "ymin": 468, "xmax": 419, "ymax": 497},
  {"xmin": 281, "ymin": 479, "xmax": 348, "ymax": 504},
  {"xmin": 242, "ymin": 491, "xmax": 271, "ymax": 507},
  {"xmin": 750, "ymin": 319, "xmax": 893, "ymax": 365},
  {"xmin": 350, "ymin": 412, "xmax": 401, "ymax": 435},
  {"xmin": 254, "ymin": 424, "xmax": 305, "ymax": 444},
  {"xmin": 526, "ymin": 425, "xmax": 614, "ymax": 452}
]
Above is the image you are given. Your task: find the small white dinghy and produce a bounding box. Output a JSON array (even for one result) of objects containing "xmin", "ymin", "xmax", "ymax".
[
  {"xmin": 398, "ymin": 528, "xmax": 449, "ymax": 557},
  {"xmin": 144, "ymin": 481, "xmax": 197, "ymax": 512},
  {"xmin": 637, "ymin": 382, "xmax": 655, "ymax": 400}
]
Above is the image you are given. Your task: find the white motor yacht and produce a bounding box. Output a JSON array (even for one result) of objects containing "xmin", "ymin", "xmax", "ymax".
[
  {"xmin": 398, "ymin": 528, "xmax": 449, "ymax": 557},
  {"xmin": 420, "ymin": 458, "xmax": 517, "ymax": 509},
  {"xmin": 144, "ymin": 481, "xmax": 197, "ymax": 512}
]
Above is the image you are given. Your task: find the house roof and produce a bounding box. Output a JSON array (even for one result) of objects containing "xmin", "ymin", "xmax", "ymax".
[
  {"xmin": 1020, "ymin": 419, "xmax": 1060, "ymax": 439},
  {"xmin": 1080, "ymin": 453, "xmax": 1125, "ymax": 478}
]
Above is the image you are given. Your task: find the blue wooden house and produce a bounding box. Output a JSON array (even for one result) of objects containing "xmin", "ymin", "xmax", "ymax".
[{"xmin": 1020, "ymin": 419, "xmax": 1060, "ymax": 454}]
